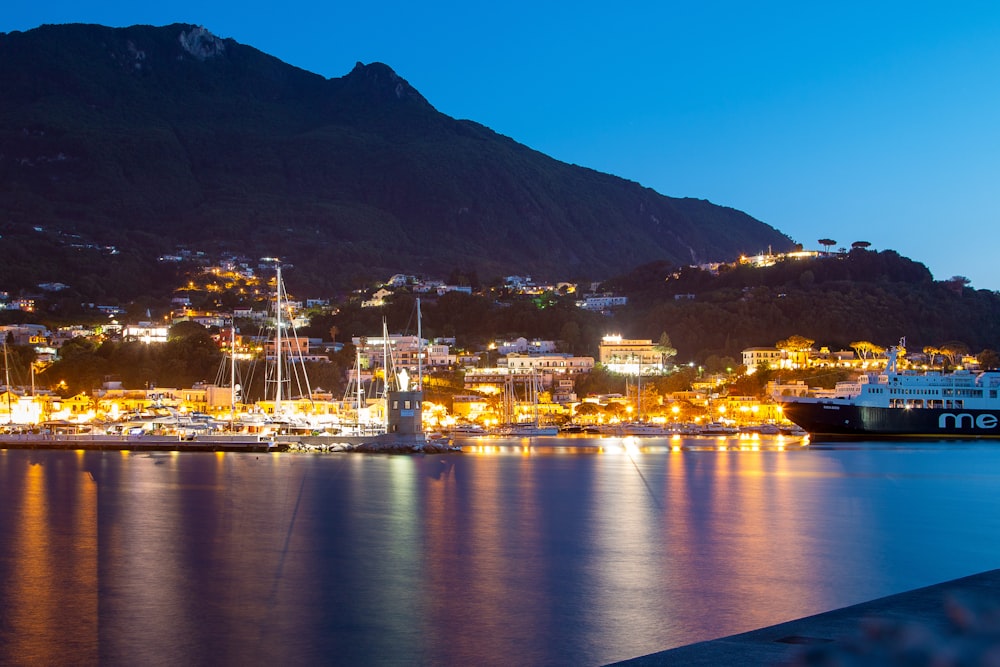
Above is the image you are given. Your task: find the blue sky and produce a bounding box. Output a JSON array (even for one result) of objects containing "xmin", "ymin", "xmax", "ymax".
[{"xmin": 6, "ymin": 2, "xmax": 1000, "ymax": 288}]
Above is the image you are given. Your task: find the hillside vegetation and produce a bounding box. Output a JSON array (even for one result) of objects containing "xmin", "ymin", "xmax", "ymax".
[{"xmin": 312, "ymin": 249, "xmax": 1000, "ymax": 361}]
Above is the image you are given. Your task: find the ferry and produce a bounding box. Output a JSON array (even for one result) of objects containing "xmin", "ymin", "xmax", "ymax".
[{"xmin": 780, "ymin": 340, "xmax": 1000, "ymax": 439}]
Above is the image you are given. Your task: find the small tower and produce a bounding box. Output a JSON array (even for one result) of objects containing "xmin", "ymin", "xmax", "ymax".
[
  {"xmin": 386, "ymin": 369, "xmax": 422, "ymax": 437},
  {"xmin": 386, "ymin": 389, "xmax": 422, "ymax": 436}
]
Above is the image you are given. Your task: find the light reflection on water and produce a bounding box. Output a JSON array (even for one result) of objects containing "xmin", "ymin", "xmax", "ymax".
[{"xmin": 1, "ymin": 439, "xmax": 1000, "ymax": 665}]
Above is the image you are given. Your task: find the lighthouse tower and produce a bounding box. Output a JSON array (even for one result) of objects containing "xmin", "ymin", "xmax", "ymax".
[{"xmin": 386, "ymin": 369, "xmax": 422, "ymax": 437}]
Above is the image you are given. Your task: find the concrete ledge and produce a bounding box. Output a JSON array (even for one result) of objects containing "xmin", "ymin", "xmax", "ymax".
[{"xmin": 609, "ymin": 569, "xmax": 1000, "ymax": 666}]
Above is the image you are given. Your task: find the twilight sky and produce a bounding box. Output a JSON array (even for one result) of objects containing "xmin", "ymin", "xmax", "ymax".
[{"xmin": 6, "ymin": 2, "xmax": 1000, "ymax": 288}]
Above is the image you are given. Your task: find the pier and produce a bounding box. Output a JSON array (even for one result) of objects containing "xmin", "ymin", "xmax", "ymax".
[
  {"xmin": 609, "ymin": 569, "xmax": 1000, "ymax": 666},
  {"xmin": 0, "ymin": 431, "xmax": 459, "ymax": 453}
]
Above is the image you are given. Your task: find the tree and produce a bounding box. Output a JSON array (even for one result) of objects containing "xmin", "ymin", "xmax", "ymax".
[
  {"xmin": 922, "ymin": 346, "xmax": 941, "ymax": 367},
  {"xmin": 851, "ymin": 340, "xmax": 872, "ymax": 359},
  {"xmin": 169, "ymin": 320, "xmax": 210, "ymax": 340},
  {"xmin": 978, "ymin": 349, "xmax": 1000, "ymax": 370},
  {"xmin": 776, "ymin": 335, "xmax": 815, "ymax": 352},
  {"xmin": 944, "ymin": 276, "xmax": 971, "ymax": 295},
  {"xmin": 653, "ymin": 332, "xmax": 677, "ymax": 369},
  {"xmin": 851, "ymin": 341, "xmax": 885, "ymax": 361},
  {"xmin": 559, "ymin": 321, "xmax": 582, "ymax": 354},
  {"xmin": 777, "ymin": 334, "xmax": 815, "ymax": 369},
  {"xmin": 603, "ymin": 402, "xmax": 626, "ymax": 420},
  {"xmin": 939, "ymin": 341, "xmax": 969, "ymax": 367},
  {"xmin": 851, "ymin": 241, "xmax": 872, "ymax": 251},
  {"xmin": 818, "ymin": 238, "xmax": 836, "ymax": 254},
  {"xmin": 574, "ymin": 402, "xmax": 602, "ymax": 417}
]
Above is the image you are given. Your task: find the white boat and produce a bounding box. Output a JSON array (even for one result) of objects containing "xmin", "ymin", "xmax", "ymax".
[
  {"xmin": 780, "ymin": 338, "xmax": 1000, "ymax": 439},
  {"xmin": 446, "ymin": 424, "xmax": 487, "ymax": 436},
  {"xmin": 699, "ymin": 422, "xmax": 739, "ymax": 435},
  {"xmin": 610, "ymin": 422, "xmax": 675, "ymax": 436},
  {"xmin": 492, "ymin": 423, "xmax": 559, "ymax": 437}
]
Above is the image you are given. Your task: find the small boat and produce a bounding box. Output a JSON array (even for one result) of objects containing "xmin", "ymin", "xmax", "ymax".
[
  {"xmin": 699, "ymin": 422, "xmax": 739, "ymax": 435},
  {"xmin": 446, "ymin": 424, "xmax": 487, "ymax": 436},
  {"xmin": 492, "ymin": 424, "xmax": 559, "ymax": 437}
]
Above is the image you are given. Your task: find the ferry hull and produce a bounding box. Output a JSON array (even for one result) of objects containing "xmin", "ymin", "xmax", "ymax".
[{"xmin": 782, "ymin": 401, "xmax": 1000, "ymax": 439}]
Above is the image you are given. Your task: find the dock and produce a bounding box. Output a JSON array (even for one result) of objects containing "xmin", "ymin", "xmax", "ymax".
[
  {"xmin": 0, "ymin": 432, "xmax": 459, "ymax": 453},
  {"xmin": 0, "ymin": 432, "xmax": 285, "ymax": 452},
  {"xmin": 609, "ymin": 569, "xmax": 1000, "ymax": 666}
]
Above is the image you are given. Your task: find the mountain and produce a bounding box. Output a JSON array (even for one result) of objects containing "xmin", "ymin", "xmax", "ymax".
[{"xmin": 0, "ymin": 23, "xmax": 793, "ymax": 298}]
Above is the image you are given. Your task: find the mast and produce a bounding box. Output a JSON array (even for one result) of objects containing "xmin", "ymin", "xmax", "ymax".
[
  {"xmin": 355, "ymin": 347, "xmax": 362, "ymax": 412},
  {"xmin": 3, "ymin": 341, "xmax": 10, "ymax": 424},
  {"xmin": 274, "ymin": 263, "xmax": 283, "ymax": 415},
  {"xmin": 416, "ymin": 298, "xmax": 423, "ymax": 391},
  {"xmin": 382, "ymin": 318, "xmax": 390, "ymax": 430},
  {"xmin": 230, "ymin": 320, "xmax": 236, "ymax": 427},
  {"xmin": 532, "ymin": 369, "xmax": 540, "ymax": 427},
  {"xmin": 637, "ymin": 353, "xmax": 641, "ymax": 422}
]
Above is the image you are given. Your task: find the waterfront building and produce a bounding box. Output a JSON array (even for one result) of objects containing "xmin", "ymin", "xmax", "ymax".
[
  {"xmin": 717, "ymin": 395, "xmax": 786, "ymax": 424},
  {"xmin": 451, "ymin": 394, "xmax": 489, "ymax": 421},
  {"xmin": 499, "ymin": 353, "xmax": 594, "ymax": 375},
  {"xmin": 0, "ymin": 391, "xmax": 43, "ymax": 424},
  {"xmin": 766, "ymin": 380, "xmax": 810, "ymax": 398},
  {"xmin": 599, "ymin": 335, "xmax": 662, "ymax": 373}
]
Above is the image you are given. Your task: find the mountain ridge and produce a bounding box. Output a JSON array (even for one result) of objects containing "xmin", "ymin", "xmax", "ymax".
[{"xmin": 0, "ymin": 22, "xmax": 793, "ymax": 298}]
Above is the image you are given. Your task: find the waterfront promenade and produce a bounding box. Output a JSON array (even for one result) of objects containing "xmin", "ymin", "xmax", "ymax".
[{"xmin": 610, "ymin": 569, "xmax": 1000, "ymax": 665}]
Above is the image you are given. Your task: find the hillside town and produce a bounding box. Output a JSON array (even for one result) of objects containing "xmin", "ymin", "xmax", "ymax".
[{"xmin": 0, "ymin": 248, "xmax": 980, "ymax": 438}]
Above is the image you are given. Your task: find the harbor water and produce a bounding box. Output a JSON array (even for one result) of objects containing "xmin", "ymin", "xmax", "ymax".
[{"xmin": 2, "ymin": 436, "xmax": 1000, "ymax": 666}]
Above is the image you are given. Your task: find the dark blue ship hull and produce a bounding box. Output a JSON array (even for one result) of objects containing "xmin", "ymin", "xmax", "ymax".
[{"xmin": 782, "ymin": 401, "xmax": 1000, "ymax": 439}]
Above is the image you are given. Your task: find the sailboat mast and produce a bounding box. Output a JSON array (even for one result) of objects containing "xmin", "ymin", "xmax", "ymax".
[
  {"xmin": 382, "ymin": 318, "xmax": 390, "ymax": 430},
  {"xmin": 532, "ymin": 369, "xmax": 539, "ymax": 427},
  {"xmin": 355, "ymin": 348, "xmax": 362, "ymax": 412},
  {"xmin": 637, "ymin": 354, "xmax": 641, "ymax": 422},
  {"xmin": 230, "ymin": 320, "xmax": 236, "ymax": 426},
  {"xmin": 274, "ymin": 263, "xmax": 283, "ymax": 415},
  {"xmin": 3, "ymin": 341, "xmax": 10, "ymax": 424},
  {"xmin": 416, "ymin": 298, "xmax": 422, "ymax": 391}
]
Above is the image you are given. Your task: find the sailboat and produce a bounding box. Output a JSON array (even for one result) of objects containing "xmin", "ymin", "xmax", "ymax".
[
  {"xmin": 339, "ymin": 337, "xmax": 386, "ymax": 436},
  {"xmin": 493, "ymin": 370, "xmax": 558, "ymax": 436},
  {"xmin": 236, "ymin": 260, "xmax": 328, "ymax": 435}
]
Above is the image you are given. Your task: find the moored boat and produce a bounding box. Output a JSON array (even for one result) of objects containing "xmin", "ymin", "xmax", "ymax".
[
  {"xmin": 779, "ymin": 340, "xmax": 1000, "ymax": 438},
  {"xmin": 491, "ymin": 423, "xmax": 559, "ymax": 437}
]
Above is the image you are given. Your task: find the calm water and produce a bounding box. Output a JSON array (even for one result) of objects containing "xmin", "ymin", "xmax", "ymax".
[{"xmin": 2, "ymin": 437, "xmax": 1000, "ymax": 666}]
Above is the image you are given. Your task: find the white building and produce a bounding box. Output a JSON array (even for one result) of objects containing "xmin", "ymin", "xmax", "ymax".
[
  {"xmin": 742, "ymin": 347, "xmax": 784, "ymax": 372},
  {"xmin": 499, "ymin": 353, "xmax": 594, "ymax": 375},
  {"xmin": 494, "ymin": 337, "xmax": 557, "ymax": 355},
  {"xmin": 123, "ymin": 322, "xmax": 169, "ymax": 344},
  {"xmin": 579, "ymin": 295, "xmax": 628, "ymax": 310},
  {"xmin": 598, "ymin": 335, "xmax": 662, "ymax": 373},
  {"xmin": 352, "ymin": 334, "xmax": 453, "ymax": 373}
]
